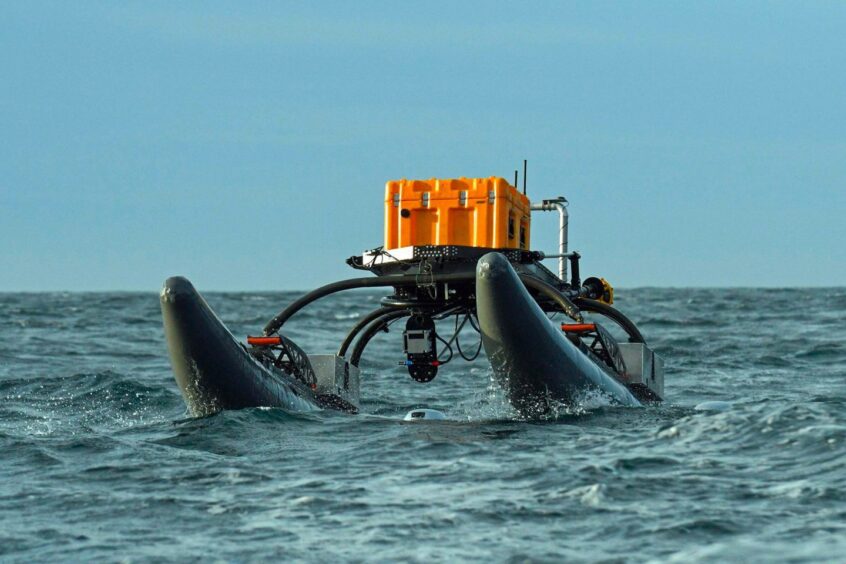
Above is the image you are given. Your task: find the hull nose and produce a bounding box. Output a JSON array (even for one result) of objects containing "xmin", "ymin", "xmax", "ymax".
[
  {"xmin": 475, "ymin": 252, "xmax": 639, "ymax": 415},
  {"xmin": 161, "ymin": 276, "xmax": 197, "ymax": 302},
  {"xmin": 160, "ymin": 276, "xmax": 231, "ymax": 414},
  {"xmin": 161, "ymin": 276, "xmax": 321, "ymax": 416}
]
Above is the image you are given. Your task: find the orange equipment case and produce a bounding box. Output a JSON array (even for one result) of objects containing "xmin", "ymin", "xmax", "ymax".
[{"xmin": 384, "ymin": 177, "xmax": 531, "ymax": 251}]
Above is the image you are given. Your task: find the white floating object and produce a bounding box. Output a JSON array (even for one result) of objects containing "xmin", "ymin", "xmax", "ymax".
[
  {"xmin": 403, "ymin": 408, "xmax": 446, "ymax": 421},
  {"xmin": 694, "ymin": 401, "xmax": 732, "ymax": 412}
]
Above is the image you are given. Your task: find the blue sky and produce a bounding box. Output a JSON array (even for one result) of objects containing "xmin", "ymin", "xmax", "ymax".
[{"xmin": 2, "ymin": 1, "xmax": 845, "ymax": 290}]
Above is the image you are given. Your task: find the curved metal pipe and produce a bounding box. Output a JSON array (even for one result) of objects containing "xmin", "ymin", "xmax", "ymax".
[{"xmin": 530, "ymin": 198, "xmax": 569, "ymax": 280}]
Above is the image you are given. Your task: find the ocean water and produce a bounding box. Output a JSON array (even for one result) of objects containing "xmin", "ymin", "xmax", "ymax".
[{"xmin": 1, "ymin": 287, "xmax": 845, "ymax": 562}]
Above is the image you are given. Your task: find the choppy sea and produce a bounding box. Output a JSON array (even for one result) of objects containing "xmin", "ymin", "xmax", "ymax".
[{"xmin": 1, "ymin": 288, "xmax": 845, "ymax": 562}]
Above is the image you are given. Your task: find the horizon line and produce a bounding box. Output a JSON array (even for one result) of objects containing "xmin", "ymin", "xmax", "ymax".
[{"xmin": 1, "ymin": 285, "xmax": 843, "ymax": 294}]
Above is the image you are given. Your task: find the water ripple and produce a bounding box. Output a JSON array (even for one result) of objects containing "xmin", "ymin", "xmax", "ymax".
[{"xmin": 0, "ymin": 289, "xmax": 844, "ymax": 561}]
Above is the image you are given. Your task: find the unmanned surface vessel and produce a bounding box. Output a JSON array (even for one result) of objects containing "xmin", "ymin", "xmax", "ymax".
[{"xmin": 161, "ymin": 167, "xmax": 664, "ymax": 417}]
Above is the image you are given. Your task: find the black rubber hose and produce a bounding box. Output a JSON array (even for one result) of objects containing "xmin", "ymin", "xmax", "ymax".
[
  {"xmin": 338, "ymin": 307, "xmax": 392, "ymax": 357},
  {"xmin": 263, "ymin": 272, "xmax": 474, "ymax": 335},
  {"xmin": 263, "ymin": 267, "xmax": 581, "ymax": 335},
  {"xmin": 518, "ymin": 274, "xmax": 582, "ymax": 322},
  {"xmin": 349, "ymin": 309, "xmax": 410, "ymax": 367},
  {"xmin": 574, "ymin": 298, "xmax": 646, "ymax": 344}
]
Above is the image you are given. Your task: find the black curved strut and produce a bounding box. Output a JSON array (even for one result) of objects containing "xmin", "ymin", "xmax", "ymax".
[
  {"xmin": 574, "ymin": 298, "xmax": 646, "ymax": 344},
  {"xmin": 349, "ymin": 309, "xmax": 410, "ymax": 367},
  {"xmin": 262, "ymin": 272, "xmax": 474, "ymax": 336},
  {"xmin": 263, "ymin": 270, "xmax": 583, "ymax": 336},
  {"xmin": 338, "ymin": 306, "xmax": 393, "ymax": 358},
  {"xmin": 519, "ymin": 274, "xmax": 582, "ymax": 322},
  {"xmin": 259, "ymin": 262, "xmax": 641, "ymax": 371}
]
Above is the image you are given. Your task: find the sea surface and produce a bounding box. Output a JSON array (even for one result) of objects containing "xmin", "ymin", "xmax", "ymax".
[{"xmin": 1, "ymin": 288, "xmax": 845, "ymax": 562}]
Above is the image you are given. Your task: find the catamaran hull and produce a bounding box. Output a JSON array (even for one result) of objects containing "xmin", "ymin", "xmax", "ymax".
[
  {"xmin": 160, "ymin": 276, "xmax": 321, "ymax": 417},
  {"xmin": 476, "ymin": 252, "xmax": 640, "ymax": 414}
]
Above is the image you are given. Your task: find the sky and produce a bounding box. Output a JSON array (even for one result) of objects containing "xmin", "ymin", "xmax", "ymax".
[{"xmin": 2, "ymin": 1, "xmax": 845, "ymax": 291}]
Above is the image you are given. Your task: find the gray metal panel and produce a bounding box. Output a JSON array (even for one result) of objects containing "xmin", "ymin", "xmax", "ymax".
[
  {"xmin": 405, "ymin": 330, "xmax": 432, "ymax": 354},
  {"xmin": 652, "ymin": 352, "xmax": 664, "ymax": 397},
  {"xmin": 618, "ymin": 343, "xmax": 664, "ymax": 397},
  {"xmin": 308, "ymin": 354, "xmax": 360, "ymax": 406}
]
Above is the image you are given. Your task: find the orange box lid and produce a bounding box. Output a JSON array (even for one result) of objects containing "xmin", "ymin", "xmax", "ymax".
[{"xmin": 385, "ymin": 177, "xmax": 529, "ymax": 206}]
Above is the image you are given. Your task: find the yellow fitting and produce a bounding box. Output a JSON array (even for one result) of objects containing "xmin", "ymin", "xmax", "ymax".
[{"xmin": 599, "ymin": 278, "xmax": 614, "ymax": 305}]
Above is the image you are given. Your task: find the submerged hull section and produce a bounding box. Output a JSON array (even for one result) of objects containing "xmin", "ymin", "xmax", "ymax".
[
  {"xmin": 161, "ymin": 276, "xmax": 321, "ymax": 417},
  {"xmin": 476, "ymin": 253, "xmax": 640, "ymax": 414}
]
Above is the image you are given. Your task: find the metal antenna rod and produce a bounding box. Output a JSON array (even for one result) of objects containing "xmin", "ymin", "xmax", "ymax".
[{"xmin": 523, "ymin": 159, "xmax": 527, "ymax": 195}]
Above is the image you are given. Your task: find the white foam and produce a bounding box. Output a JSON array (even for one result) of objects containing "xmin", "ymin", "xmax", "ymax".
[{"xmin": 694, "ymin": 400, "xmax": 733, "ymax": 412}]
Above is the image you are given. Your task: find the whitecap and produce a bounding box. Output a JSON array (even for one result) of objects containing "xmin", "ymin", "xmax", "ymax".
[{"xmin": 694, "ymin": 400, "xmax": 732, "ymax": 412}]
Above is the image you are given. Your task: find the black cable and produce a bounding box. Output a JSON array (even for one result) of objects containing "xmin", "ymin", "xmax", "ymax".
[
  {"xmin": 456, "ymin": 313, "xmax": 483, "ymax": 361},
  {"xmin": 468, "ymin": 312, "xmax": 481, "ymax": 333},
  {"xmin": 457, "ymin": 337, "xmax": 482, "ymax": 361},
  {"xmin": 444, "ymin": 313, "xmax": 470, "ymax": 347},
  {"xmin": 435, "ymin": 331, "xmax": 453, "ymax": 364},
  {"xmin": 432, "ymin": 305, "xmax": 466, "ymax": 320}
]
